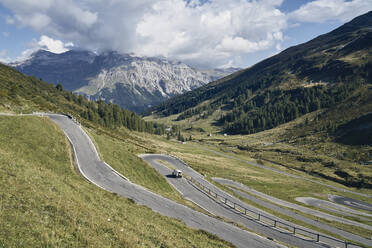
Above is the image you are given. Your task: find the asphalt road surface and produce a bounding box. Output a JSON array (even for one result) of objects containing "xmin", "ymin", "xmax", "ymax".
[
  {"xmin": 295, "ymin": 197, "xmax": 372, "ymax": 221},
  {"xmin": 329, "ymin": 195, "xmax": 372, "ymax": 212},
  {"xmin": 141, "ymin": 154, "xmax": 371, "ymax": 248},
  {"xmin": 212, "ymin": 178, "xmax": 372, "ymax": 246},
  {"xmin": 44, "ymin": 114, "xmax": 283, "ymax": 248},
  {"xmin": 214, "ymin": 178, "xmax": 372, "ymax": 228},
  {"xmin": 192, "ymin": 144, "xmax": 372, "ymax": 199},
  {"xmin": 4, "ymin": 113, "xmax": 370, "ymax": 248}
]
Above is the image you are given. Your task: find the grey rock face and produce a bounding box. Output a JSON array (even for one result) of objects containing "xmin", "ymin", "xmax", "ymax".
[{"xmin": 14, "ymin": 50, "xmax": 239, "ymax": 112}]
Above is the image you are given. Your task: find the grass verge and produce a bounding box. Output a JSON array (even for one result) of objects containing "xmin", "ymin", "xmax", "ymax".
[
  {"xmin": 128, "ymin": 133, "xmax": 372, "ymax": 239},
  {"xmin": 85, "ymin": 128, "xmax": 214, "ymax": 214},
  {"xmin": 0, "ymin": 116, "xmax": 234, "ymax": 248}
]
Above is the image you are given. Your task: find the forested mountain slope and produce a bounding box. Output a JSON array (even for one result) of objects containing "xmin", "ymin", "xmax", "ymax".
[
  {"xmin": 0, "ymin": 63, "xmax": 164, "ymax": 134},
  {"xmin": 149, "ymin": 11, "xmax": 372, "ymax": 137}
]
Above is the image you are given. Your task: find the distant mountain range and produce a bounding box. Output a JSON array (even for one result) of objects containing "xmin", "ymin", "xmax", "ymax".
[{"xmin": 13, "ymin": 50, "xmax": 239, "ymax": 112}]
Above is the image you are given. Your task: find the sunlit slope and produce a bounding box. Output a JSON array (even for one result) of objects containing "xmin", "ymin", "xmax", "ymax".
[
  {"xmin": 0, "ymin": 116, "xmax": 233, "ymax": 248},
  {"xmin": 149, "ymin": 11, "xmax": 372, "ymax": 136}
]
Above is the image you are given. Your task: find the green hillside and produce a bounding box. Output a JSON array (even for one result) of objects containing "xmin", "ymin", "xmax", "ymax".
[
  {"xmin": 0, "ymin": 116, "xmax": 232, "ymax": 247},
  {"xmin": 0, "ymin": 63, "xmax": 164, "ymax": 134},
  {"xmin": 0, "ymin": 63, "xmax": 234, "ymax": 247},
  {"xmin": 145, "ymin": 11, "xmax": 372, "ymax": 188},
  {"xmin": 148, "ymin": 11, "xmax": 372, "ymax": 137}
]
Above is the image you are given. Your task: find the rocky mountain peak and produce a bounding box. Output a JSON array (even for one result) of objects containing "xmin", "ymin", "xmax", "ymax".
[{"xmin": 13, "ymin": 49, "xmax": 240, "ymax": 112}]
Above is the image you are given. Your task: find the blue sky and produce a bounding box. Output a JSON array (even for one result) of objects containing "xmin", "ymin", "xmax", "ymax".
[
  {"xmin": 0, "ymin": 0, "xmax": 371, "ymax": 68},
  {"xmin": 0, "ymin": 6, "xmax": 37, "ymax": 60}
]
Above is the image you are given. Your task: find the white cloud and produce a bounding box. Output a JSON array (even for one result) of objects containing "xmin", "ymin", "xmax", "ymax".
[
  {"xmin": 14, "ymin": 35, "xmax": 74, "ymax": 62},
  {"xmin": 1, "ymin": 0, "xmax": 369, "ymax": 68},
  {"xmin": 289, "ymin": 0, "xmax": 372, "ymax": 23},
  {"xmin": 2, "ymin": 32, "xmax": 9, "ymax": 37},
  {"xmin": 134, "ymin": 0, "xmax": 287, "ymax": 67},
  {"xmin": 37, "ymin": 35, "xmax": 74, "ymax": 53},
  {"xmin": 1, "ymin": 0, "xmax": 98, "ymax": 31},
  {"xmin": 15, "ymin": 48, "xmax": 36, "ymax": 62},
  {"xmin": 216, "ymin": 36, "xmax": 272, "ymax": 53},
  {"xmin": 0, "ymin": 0, "xmax": 288, "ymax": 68},
  {"xmin": 26, "ymin": 13, "xmax": 51, "ymax": 30},
  {"xmin": 0, "ymin": 49, "xmax": 11, "ymax": 63}
]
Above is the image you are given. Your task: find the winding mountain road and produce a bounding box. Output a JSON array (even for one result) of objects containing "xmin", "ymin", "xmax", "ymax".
[
  {"xmin": 141, "ymin": 154, "xmax": 371, "ymax": 248},
  {"xmin": 295, "ymin": 197, "xmax": 372, "ymax": 221},
  {"xmin": 329, "ymin": 195, "xmax": 372, "ymax": 212},
  {"xmin": 213, "ymin": 178, "xmax": 372, "ymax": 227},
  {"xmin": 44, "ymin": 114, "xmax": 282, "ymax": 248},
  {"xmin": 3, "ymin": 113, "xmax": 370, "ymax": 248},
  {"xmin": 192, "ymin": 144, "xmax": 372, "ymax": 199}
]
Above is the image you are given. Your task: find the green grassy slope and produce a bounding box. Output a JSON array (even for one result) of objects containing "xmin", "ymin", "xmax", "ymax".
[
  {"xmin": 145, "ymin": 84, "xmax": 372, "ymax": 188},
  {"xmin": 0, "ymin": 63, "xmax": 164, "ymax": 134},
  {"xmin": 148, "ymin": 11, "xmax": 372, "ymax": 137},
  {"xmin": 144, "ymin": 12, "xmax": 372, "ymax": 188},
  {"xmin": 85, "ymin": 128, "xmax": 211, "ymax": 212},
  {"xmin": 0, "ymin": 61, "xmax": 234, "ymax": 246},
  {"xmin": 126, "ymin": 130, "xmax": 372, "ymax": 240},
  {"xmin": 0, "ymin": 116, "xmax": 233, "ymax": 248}
]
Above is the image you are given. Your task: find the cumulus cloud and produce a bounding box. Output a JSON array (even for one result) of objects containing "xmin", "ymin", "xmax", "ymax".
[
  {"xmin": 1, "ymin": 0, "xmax": 288, "ymax": 68},
  {"xmin": 1, "ymin": 0, "xmax": 369, "ymax": 68},
  {"xmin": 134, "ymin": 0, "xmax": 287, "ymax": 67},
  {"xmin": 1, "ymin": 0, "xmax": 97, "ymax": 31},
  {"xmin": 14, "ymin": 35, "xmax": 74, "ymax": 62},
  {"xmin": 289, "ymin": 0, "xmax": 372, "ymax": 23},
  {"xmin": 37, "ymin": 35, "xmax": 74, "ymax": 53}
]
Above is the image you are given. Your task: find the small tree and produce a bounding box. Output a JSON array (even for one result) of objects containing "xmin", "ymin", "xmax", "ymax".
[
  {"xmin": 177, "ymin": 131, "xmax": 185, "ymax": 142},
  {"xmin": 56, "ymin": 83, "xmax": 64, "ymax": 91}
]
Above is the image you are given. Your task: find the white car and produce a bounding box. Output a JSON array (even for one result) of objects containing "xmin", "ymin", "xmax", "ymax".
[{"xmin": 172, "ymin": 169, "xmax": 182, "ymax": 178}]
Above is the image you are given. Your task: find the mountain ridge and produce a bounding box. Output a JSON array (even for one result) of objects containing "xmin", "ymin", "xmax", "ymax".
[
  {"xmin": 149, "ymin": 11, "xmax": 372, "ymax": 131},
  {"xmin": 12, "ymin": 50, "xmax": 240, "ymax": 113},
  {"xmin": 141, "ymin": 11, "xmax": 372, "ymax": 189}
]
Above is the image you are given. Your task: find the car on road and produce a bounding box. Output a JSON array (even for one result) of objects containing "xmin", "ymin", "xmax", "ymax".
[{"xmin": 172, "ymin": 169, "xmax": 182, "ymax": 178}]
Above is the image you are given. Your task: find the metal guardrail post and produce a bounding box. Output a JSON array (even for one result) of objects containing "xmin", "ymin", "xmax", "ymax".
[{"xmin": 184, "ymin": 175, "xmax": 361, "ymax": 248}]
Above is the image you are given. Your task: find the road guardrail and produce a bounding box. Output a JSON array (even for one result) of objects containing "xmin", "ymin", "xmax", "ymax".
[{"xmin": 184, "ymin": 176, "xmax": 362, "ymax": 248}]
